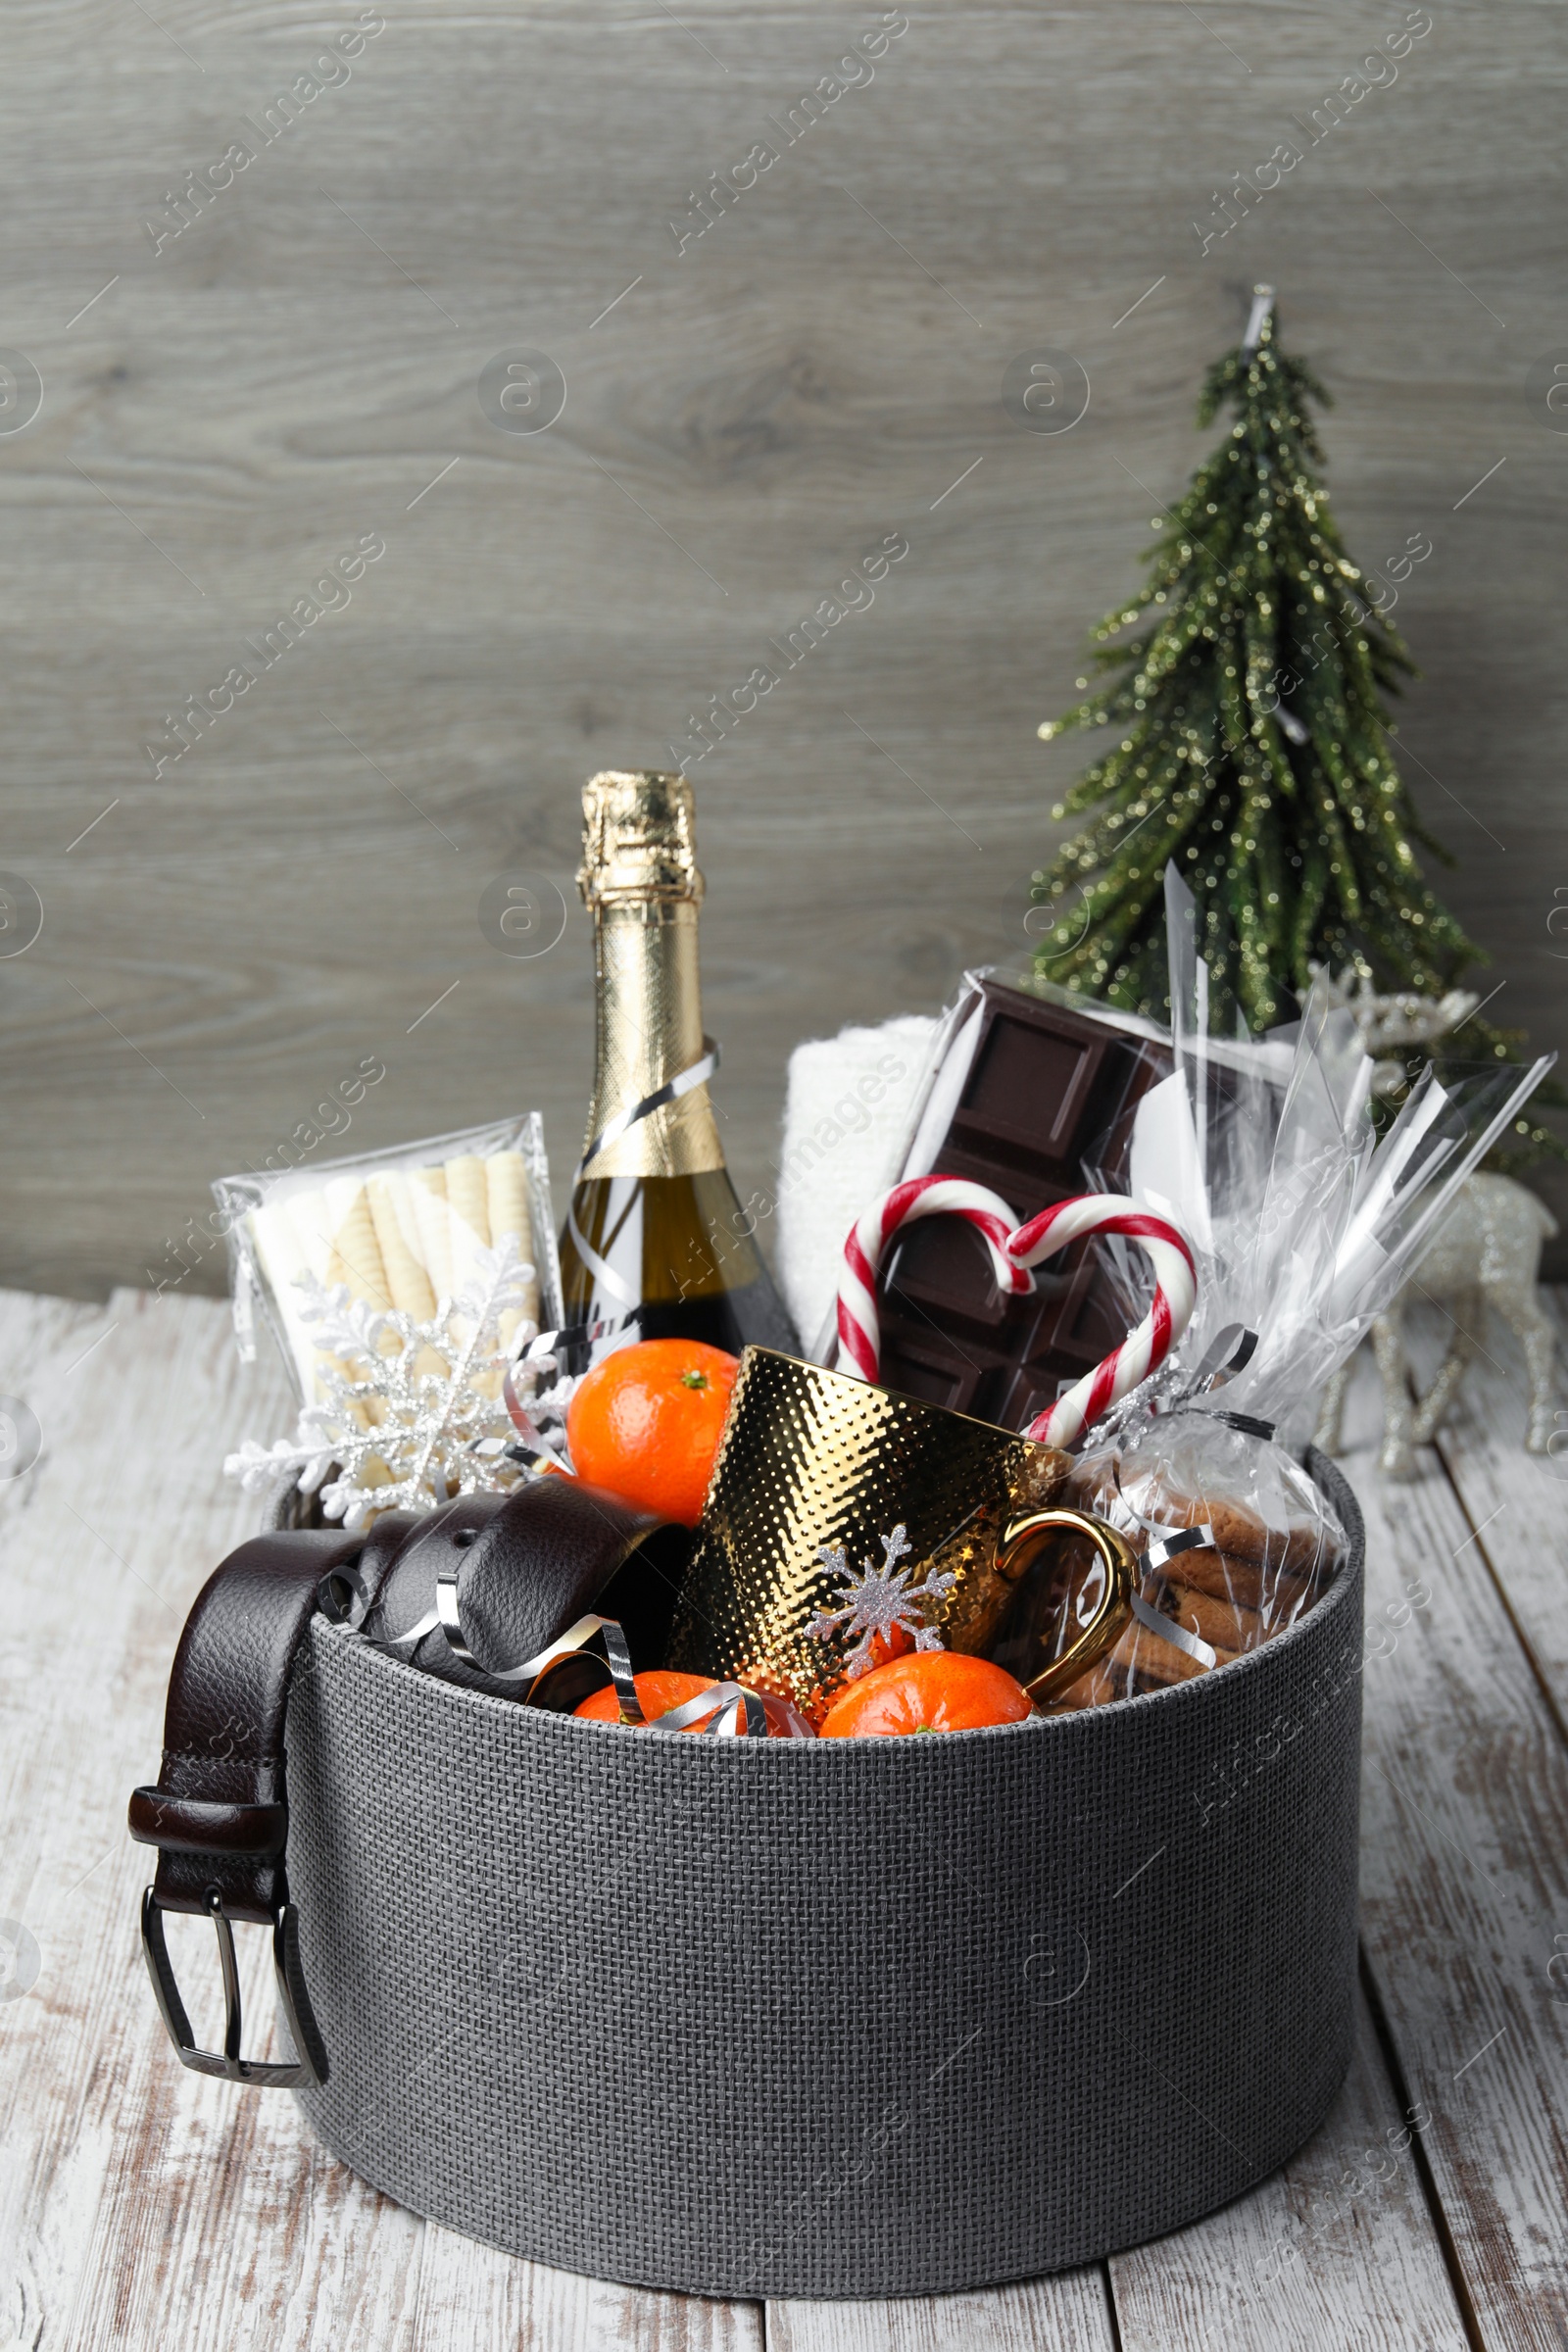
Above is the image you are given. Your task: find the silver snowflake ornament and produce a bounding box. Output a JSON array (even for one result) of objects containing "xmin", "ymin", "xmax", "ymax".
[
  {"xmin": 808, "ymin": 1524, "xmax": 955, "ymax": 1680},
  {"xmin": 225, "ymin": 1236, "xmax": 544, "ymax": 1529}
]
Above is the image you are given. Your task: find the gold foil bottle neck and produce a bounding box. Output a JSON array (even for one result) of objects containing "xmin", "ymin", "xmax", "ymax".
[
  {"xmin": 579, "ymin": 770, "xmax": 704, "ymax": 909},
  {"xmin": 576, "ymin": 769, "xmax": 723, "ymax": 1178}
]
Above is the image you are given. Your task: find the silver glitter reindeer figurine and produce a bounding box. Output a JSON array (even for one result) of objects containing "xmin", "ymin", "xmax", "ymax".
[{"xmin": 1310, "ymin": 971, "xmax": 1559, "ymax": 1478}]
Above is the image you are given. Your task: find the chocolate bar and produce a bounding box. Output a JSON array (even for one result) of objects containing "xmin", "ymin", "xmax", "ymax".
[{"xmin": 875, "ymin": 981, "xmax": 1171, "ymax": 1430}]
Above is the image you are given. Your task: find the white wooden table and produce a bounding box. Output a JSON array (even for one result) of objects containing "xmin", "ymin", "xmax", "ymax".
[{"xmin": 2, "ymin": 1283, "xmax": 1564, "ymax": 2350}]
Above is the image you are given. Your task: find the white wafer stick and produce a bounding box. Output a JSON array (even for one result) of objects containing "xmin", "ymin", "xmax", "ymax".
[
  {"xmin": 444, "ymin": 1154, "xmax": 491, "ymax": 1304},
  {"xmin": 323, "ymin": 1177, "xmax": 392, "ymax": 1310},
  {"xmin": 368, "ymin": 1173, "xmax": 436, "ymax": 1320},
  {"xmin": 410, "ymin": 1165, "xmax": 454, "ymax": 1303}
]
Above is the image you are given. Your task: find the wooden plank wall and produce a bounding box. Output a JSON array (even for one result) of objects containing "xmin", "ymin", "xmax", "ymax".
[{"xmin": 3, "ymin": 0, "xmax": 1565, "ymax": 1301}]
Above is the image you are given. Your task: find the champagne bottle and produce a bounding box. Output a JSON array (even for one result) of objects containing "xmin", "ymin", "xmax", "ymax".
[{"xmin": 559, "ymin": 770, "xmax": 799, "ymax": 1357}]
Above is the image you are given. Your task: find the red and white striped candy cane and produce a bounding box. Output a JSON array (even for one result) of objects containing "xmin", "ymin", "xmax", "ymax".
[
  {"xmin": 836, "ymin": 1176, "xmax": 1032, "ymax": 1383},
  {"xmin": 1006, "ymin": 1196, "xmax": 1197, "ymax": 1448}
]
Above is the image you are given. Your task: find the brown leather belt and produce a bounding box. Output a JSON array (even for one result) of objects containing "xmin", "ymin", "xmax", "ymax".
[
  {"xmin": 128, "ymin": 1480, "xmax": 684, "ymax": 2088},
  {"xmin": 127, "ymin": 1519, "xmax": 408, "ymax": 2086}
]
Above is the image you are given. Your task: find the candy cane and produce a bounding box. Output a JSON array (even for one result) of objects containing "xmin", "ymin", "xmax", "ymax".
[
  {"xmin": 1006, "ymin": 1197, "xmax": 1197, "ymax": 1449},
  {"xmin": 836, "ymin": 1176, "xmax": 1032, "ymax": 1383}
]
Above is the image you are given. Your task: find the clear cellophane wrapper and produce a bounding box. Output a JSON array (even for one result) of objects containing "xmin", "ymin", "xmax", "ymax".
[
  {"xmin": 213, "ymin": 1114, "xmax": 562, "ymax": 1404},
  {"xmin": 1017, "ymin": 864, "xmax": 1554, "ymax": 1711},
  {"xmin": 1041, "ymin": 1393, "xmax": 1344, "ymax": 1708}
]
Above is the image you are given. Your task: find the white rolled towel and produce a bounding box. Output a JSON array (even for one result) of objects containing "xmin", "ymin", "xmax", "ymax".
[{"xmin": 773, "ymin": 1013, "xmax": 939, "ymax": 1357}]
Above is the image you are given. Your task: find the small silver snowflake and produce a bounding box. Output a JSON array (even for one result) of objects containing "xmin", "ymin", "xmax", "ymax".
[{"xmin": 808, "ymin": 1525, "xmax": 955, "ymax": 1680}]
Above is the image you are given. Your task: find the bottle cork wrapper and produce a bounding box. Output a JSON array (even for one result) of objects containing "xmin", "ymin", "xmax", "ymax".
[{"xmin": 577, "ymin": 771, "xmax": 725, "ymax": 1181}]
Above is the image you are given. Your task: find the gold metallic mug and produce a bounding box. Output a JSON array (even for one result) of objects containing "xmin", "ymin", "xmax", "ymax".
[{"xmin": 665, "ymin": 1348, "xmax": 1137, "ymax": 1724}]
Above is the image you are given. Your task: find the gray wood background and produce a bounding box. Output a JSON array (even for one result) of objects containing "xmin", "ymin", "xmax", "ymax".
[{"xmin": 4, "ymin": 0, "xmax": 1565, "ymax": 1303}]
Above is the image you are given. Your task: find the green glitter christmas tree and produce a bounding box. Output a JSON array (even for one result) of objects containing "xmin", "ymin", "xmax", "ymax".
[{"xmin": 1029, "ymin": 288, "xmax": 1479, "ymax": 1034}]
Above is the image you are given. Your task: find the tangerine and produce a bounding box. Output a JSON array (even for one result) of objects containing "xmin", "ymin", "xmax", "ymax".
[
  {"xmin": 818, "ymin": 1648, "xmax": 1035, "ymax": 1738},
  {"xmin": 565, "ymin": 1338, "xmax": 739, "ymax": 1526},
  {"xmin": 574, "ymin": 1670, "xmax": 718, "ymax": 1725}
]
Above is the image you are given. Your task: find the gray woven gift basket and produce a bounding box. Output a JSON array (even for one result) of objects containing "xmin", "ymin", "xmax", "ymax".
[{"xmin": 265, "ymin": 1452, "xmax": 1363, "ymax": 2300}]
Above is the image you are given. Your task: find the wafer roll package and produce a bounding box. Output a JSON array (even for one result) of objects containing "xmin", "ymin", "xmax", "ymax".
[
  {"xmin": 1038, "ymin": 867, "xmax": 1554, "ymax": 1710},
  {"xmin": 214, "ymin": 1115, "xmax": 562, "ymax": 1401}
]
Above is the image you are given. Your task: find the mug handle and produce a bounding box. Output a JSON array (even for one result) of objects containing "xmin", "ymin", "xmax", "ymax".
[{"xmin": 995, "ymin": 1507, "xmax": 1139, "ymax": 1706}]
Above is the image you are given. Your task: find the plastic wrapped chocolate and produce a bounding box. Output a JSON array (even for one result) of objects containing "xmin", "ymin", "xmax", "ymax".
[{"xmin": 834, "ymin": 977, "xmax": 1171, "ymax": 1429}]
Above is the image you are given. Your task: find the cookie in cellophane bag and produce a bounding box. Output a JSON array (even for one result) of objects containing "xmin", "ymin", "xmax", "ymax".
[
  {"xmin": 1020, "ymin": 860, "xmax": 1555, "ymax": 1713},
  {"xmin": 1037, "ymin": 1396, "xmax": 1345, "ymax": 1708}
]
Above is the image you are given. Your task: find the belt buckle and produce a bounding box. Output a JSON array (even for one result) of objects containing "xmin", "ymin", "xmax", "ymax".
[{"xmin": 139, "ymin": 1885, "xmax": 323, "ymax": 2088}]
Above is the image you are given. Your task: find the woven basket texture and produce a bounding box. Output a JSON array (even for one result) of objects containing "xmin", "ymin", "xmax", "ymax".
[{"xmin": 276, "ymin": 1452, "xmax": 1364, "ymax": 2298}]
